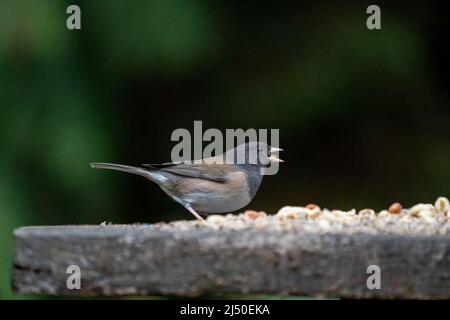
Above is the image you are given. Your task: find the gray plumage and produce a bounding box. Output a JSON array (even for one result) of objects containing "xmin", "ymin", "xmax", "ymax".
[{"xmin": 90, "ymin": 142, "xmax": 283, "ymax": 220}]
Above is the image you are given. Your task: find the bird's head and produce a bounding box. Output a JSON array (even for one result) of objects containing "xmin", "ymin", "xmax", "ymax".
[{"xmin": 227, "ymin": 142, "xmax": 284, "ymax": 167}]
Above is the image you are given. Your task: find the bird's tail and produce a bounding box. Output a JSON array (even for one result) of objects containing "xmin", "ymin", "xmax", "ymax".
[{"xmin": 90, "ymin": 163, "xmax": 149, "ymax": 177}]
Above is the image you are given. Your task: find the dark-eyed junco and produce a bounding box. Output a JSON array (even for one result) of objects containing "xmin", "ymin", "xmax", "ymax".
[{"xmin": 90, "ymin": 142, "xmax": 283, "ymax": 221}]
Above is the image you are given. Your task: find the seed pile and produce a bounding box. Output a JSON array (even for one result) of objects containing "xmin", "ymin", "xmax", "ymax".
[{"xmin": 159, "ymin": 197, "xmax": 450, "ymax": 236}]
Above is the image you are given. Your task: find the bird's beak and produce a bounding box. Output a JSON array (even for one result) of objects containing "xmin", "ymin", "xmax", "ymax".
[
  {"xmin": 268, "ymin": 147, "xmax": 284, "ymax": 163},
  {"xmin": 268, "ymin": 156, "xmax": 284, "ymax": 163}
]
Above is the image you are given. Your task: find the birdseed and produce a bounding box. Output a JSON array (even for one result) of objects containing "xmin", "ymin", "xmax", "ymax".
[{"xmin": 156, "ymin": 196, "xmax": 450, "ymax": 236}]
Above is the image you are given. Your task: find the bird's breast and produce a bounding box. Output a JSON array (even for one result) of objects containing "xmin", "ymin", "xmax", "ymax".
[{"xmin": 167, "ymin": 170, "xmax": 254, "ymax": 214}]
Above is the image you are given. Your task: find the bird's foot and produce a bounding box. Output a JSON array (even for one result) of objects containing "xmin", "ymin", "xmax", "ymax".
[{"xmin": 185, "ymin": 206, "xmax": 206, "ymax": 222}]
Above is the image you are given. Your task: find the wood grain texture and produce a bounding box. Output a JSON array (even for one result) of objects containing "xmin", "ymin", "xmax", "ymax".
[{"xmin": 11, "ymin": 225, "xmax": 450, "ymax": 298}]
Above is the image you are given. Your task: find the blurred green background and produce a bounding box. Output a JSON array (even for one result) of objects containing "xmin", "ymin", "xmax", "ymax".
[{"xmin": 0, "ymin": 0, "xmax": 449, "ymax": 299}]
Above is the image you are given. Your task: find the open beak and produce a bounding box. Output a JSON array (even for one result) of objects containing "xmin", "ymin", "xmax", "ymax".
[
  {"xmin": 268, "ymin": 147, "xmax": 284, "ymax": 163},
  {"xmin": 268, "ymin": 156, "xmax": 284, "ymax": 163}
]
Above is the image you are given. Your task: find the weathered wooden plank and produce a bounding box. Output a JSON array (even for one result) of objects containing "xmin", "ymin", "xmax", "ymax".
[{"xmin": 11, "ymin": 223, "xmax": 450, "ymax": 299}]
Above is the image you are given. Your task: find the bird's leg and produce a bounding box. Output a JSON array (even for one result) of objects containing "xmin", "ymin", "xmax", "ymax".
[{"xmin": 185, "ymin": 205, "xmax": 205, "ymax": 222}]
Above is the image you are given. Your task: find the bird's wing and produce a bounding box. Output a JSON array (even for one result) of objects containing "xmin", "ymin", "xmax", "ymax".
[
  {"xmin": 142, "ymin": 162, "xmax": 233, "ymax": 182},
  {"xmin": 143, "ymin": 162, "xmax": 177, "ymax": 168}
]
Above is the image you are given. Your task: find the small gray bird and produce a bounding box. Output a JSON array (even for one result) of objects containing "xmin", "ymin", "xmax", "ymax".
[{"xmin": 90, "ymin": 142, "xmax": 283, "ymax": 221}]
